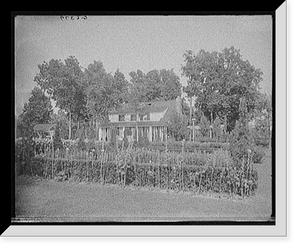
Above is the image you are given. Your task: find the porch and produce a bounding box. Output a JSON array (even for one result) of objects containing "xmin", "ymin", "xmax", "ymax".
[{"xmin": 99, "ymin": 125, "xmax": 167, "ymax": 143}]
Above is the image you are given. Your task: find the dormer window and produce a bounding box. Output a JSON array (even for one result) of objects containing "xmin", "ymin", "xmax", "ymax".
[
  {"xmin": 119, "ymin": 114, "xmax": 125, "ymax": 121},
  {"xmin": 130, "ymin": 114, "xmax": 137, "ymax": 121},
  {"xmin": 139, "ymin": 113, "xmax": 150, "ymax": 121}
]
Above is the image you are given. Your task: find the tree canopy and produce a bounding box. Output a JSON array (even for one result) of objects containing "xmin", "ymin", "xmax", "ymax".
[
  {"xmin": 22, "ymin": 48, "xmax": 267, "ymax": 142},
  {"xmin": 182, "ymin": 46, "xmax": 263, "ymax": 131},
  {"xmin": 84, "ymin": 61, "xmax": 129, "ymax": 123},
  {"xmin": 128, "ymin": 68, "xmax": 181, "ymax": 103},
  {"xmin": 16, "ymin": 87, "xmax": 53, "ymax": 138},
  {"xmin": 34, "ymin": 56, "xmax": 86, "ymax": 121}
]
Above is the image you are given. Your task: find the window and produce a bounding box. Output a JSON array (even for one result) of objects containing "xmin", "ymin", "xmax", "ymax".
[
  {"xmin": 139, "ymin": 113, "xmax": 150, "ymax": 121},
  {"xmin": 130, "ymin": 114, "xmax": 137, "ymax": 121},
  {"xmin": 119, "ymin": 114, "xmax": 125, "ymax": 121}
]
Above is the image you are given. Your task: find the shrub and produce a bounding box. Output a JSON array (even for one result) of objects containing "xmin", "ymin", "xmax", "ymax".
[
  {"xmin": 53, "ymin": 123, "xmax": 63, "ymax": 151},
  {"xmin": 77, "ymin": 130, "xmax": 86, "ymax": 151},
  {"xmin": 166, "ymin": 112, "xmax": 189, "ymax": 141},
  {"xmin": 213, "ymin": 117, "xmax": 223, "ymax": 141},
  {"xmin": 229, "ymin": 98, "xmax": 255, "ymax": 168},
  {"xmin": 198, "ymin": 115, "xmax": 210, "ymax": 138},
  {"xmin": 86, "ymin": 140, "xmax": 96, "ymax": 152},
  {"xmin": 122, "ymin": 135, "xmax": 129, "ymax": 149},
  {"xmin": 136, "ymin": 133, "xmax": 150, "ymax": 148},
  {"xmin": 252, "ymin": 146, "xmax": 265, "ymax": 163},
  {"xmin": 229, "ymin": 120, "xmax": 255, "ymax": 167}
]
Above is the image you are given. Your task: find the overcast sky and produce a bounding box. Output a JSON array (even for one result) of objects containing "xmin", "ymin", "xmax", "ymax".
[{"xmin": 15, "ymin": 15, "xmax": 272, "ymax": 116}]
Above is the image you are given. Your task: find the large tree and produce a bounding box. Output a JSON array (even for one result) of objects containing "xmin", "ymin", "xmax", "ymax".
[
  {"xmin": 84, "ymin": 61, "xmax": 129, "ymax": 123},
  {"xmin": 129, "ymin": 69, "xmax": 181, "ymax": 102},
  {"xmin": 34, "ymin": 56, "xmax": 86, "ymax": 139},
  {"xmin": 16, "ymin": 87, "xmax": 53, "ymax": 138},
  {"xmin": 182, "ymin": 47, "xmax": 263, "ymax": 131}
]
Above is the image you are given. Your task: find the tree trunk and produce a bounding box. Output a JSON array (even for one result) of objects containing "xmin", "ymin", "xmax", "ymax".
[
  {"xmin": 189, "ymin": 97, "xmax": 192, "ymax": 126},
  {"xmin": 136, "ymin": 112, "xmax": 139, "ymax": 142},
  {"xmin": 69, "ymin": 112, "xmax": 72, "ymax": 140},
  {"xmin": 96, "ymin": 118, "xmax": 99, "ymax": 141},
  {"xmin": 269, "ymin": 113, "xmax": 272, "ymax": 150},
  {"xmin": 210, "ymin": 111, "xmax": 213, "ymax": 139}
]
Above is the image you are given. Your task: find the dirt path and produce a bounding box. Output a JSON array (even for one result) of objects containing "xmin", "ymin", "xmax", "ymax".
[{"xmin": 14, "ymin": 152, "xmax": 272, "ymax": 222}]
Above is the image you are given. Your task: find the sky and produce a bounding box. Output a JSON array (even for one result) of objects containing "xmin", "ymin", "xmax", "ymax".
[{"xmin": 14, "ymin": 15, "xmax": 272, "ymax": 116}]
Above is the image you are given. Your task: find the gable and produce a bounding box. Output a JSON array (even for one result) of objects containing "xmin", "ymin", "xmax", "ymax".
[{"xmin": 149, "ymin": 108, "xmax": 168, "ymax": 121}]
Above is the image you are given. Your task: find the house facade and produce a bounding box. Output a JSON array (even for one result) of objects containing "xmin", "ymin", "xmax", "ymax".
[
  {"xmin": 33, "ymin": 124, "xmax": 56, "ymax": 141},
  {"xmin": 98, "ymin": 96, "xmax": 182, "ymax": 143}
]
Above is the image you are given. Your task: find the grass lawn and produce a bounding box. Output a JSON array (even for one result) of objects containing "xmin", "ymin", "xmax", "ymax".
[{"xmin": 14, "ymin": 150, "xmax": 272, "ymax": 222}]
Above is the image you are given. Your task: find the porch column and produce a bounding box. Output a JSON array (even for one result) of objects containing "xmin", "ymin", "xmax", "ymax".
[
  {"xmin": 160, "ymin": 127, "xmax": 163, "ymax": 142},
  {"xmin": 108, "ymin": 128, "xmax": 111, "ymax": 142},
  {"xmin": 99, "ymin": 128, "xmax": 102, "ymax": 141},
  {"xmin": 122, "ymin": 127, "xmax": 125, "ymax": 139},
  {"xmin": 149, "ymin": 126, "xmax": 152, "ymax": 142}
]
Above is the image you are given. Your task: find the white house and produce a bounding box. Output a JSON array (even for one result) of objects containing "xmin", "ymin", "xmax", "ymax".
[{"xmin": 98, "ymin": 96, "xmax": 182, "ymax": 143}]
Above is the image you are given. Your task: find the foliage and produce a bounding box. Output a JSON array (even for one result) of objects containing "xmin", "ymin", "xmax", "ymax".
[
  {"xmin": 85, "ymin": 123, "xmax": 97, "ymax": 141},
  {"xmin": 182, "ymin": 46, "xmax": 263, "ymax": 132},
  {"xmin": 84, "ymin": 61, "xmax": 129, "ymax": 122},
  {"xmin": 50, "ymin": 110, "xmax": 69, "ymax": 139},
  {"xmin": 145, "ymin": 141, "xmax": 229, "ymax": 153},
  {"xmin": 15, "ymin": 137, "xmax": 36, "ymax": 175},
  {"xmin": 53, "ymin": 123, "xmax": 63, "ymax": 151},
  {"xmin": 212, "ymin": 116, "xmax": 223, "ymax": 141},
  {"xmin": 197, "ymin": 114, "xmax": 210, "ymax": 138},
  {"xmin": 229, "ymin": 98, "xmax": 255, "ymax": 167},
  {"xmin": 124, "ymin": 127, "xmax": 132, "ymax": 136},
  {"xmin": 85, "ymin": 140, "xmax": 96, "ymax": 153},
  {"xmin": 34, "ymin": 56, "xmax": 87, "ymax": 139},
  {"xmin": 251, "ymin": 92, "xmax": 272, "ymax": 148},
  {"xmin": 25, "ymin": 146, "xmax": 258, "ymax": 197},
  {"xmin": 252, "ymin": 146, "xmax": 265, "ymax": 164},
  {"xmin": 122, "ymin": 135, "xmax": 129, "ymax": 149},
  {"xmin": 77, "ymin": 129, "xmax": 86, "ymax": 151},
  {"xmin": 135, "ymin": 133, "xmax": 150, "ymax": 148},
  {"xmin": 16, "ymin": 87, "xmax": 53, "ymax": 138},
  {"xmin": 166, "ymin": 112, "xmax": 188, "ymax": 141},
  {"xmin": 128, "ymin": 69, "xmax": 181, "ymax": 102}
]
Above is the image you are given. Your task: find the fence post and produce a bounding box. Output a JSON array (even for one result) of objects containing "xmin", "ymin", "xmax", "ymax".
[
  {"xmin": 51, "ymin": 141, "xmax": 54, "ymax": 179},
  {"xmin": 91, "ymin": 149, "xmax": 94, "ymax": 181},
  {"xmin": 100, "ymin": 150, "xmax": 104, "ymax": 185},
  {"xmin": 181, "ymin": 161, "xmax": 184, "ymax": 193},
  {"xmin": 134, "ymin": 159, "xmax": 137, "ymax": 187},
  {"xmin": 86, "ymin": 151, "xmax": 89, "ymax": 181}
]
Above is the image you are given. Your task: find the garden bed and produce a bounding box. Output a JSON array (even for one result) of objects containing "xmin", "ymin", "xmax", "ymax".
[{"xmin": 18, "ymin": 151, "xmax": 258, "ymax": 198}]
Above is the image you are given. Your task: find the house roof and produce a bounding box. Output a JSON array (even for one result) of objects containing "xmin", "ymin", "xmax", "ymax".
[
  {"xmin": 99, "ymin": 98, "xmax": 181, "ymax": 128},
  {"xmin": 33, "ymin": 124, "xmax": 56, "ymax": 132},
  {"xmin": 99, "ymin": 120, "xmax": 167, "ymax": 128},
  {"xmin": 109, "ymin": 99, "xmax": 177, "ymax": 115}
]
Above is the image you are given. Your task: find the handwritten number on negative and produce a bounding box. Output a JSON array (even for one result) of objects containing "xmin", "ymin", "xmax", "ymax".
[{"xmin": 60, "ymin": 16, "xmax": 87, "ymax": 21}]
